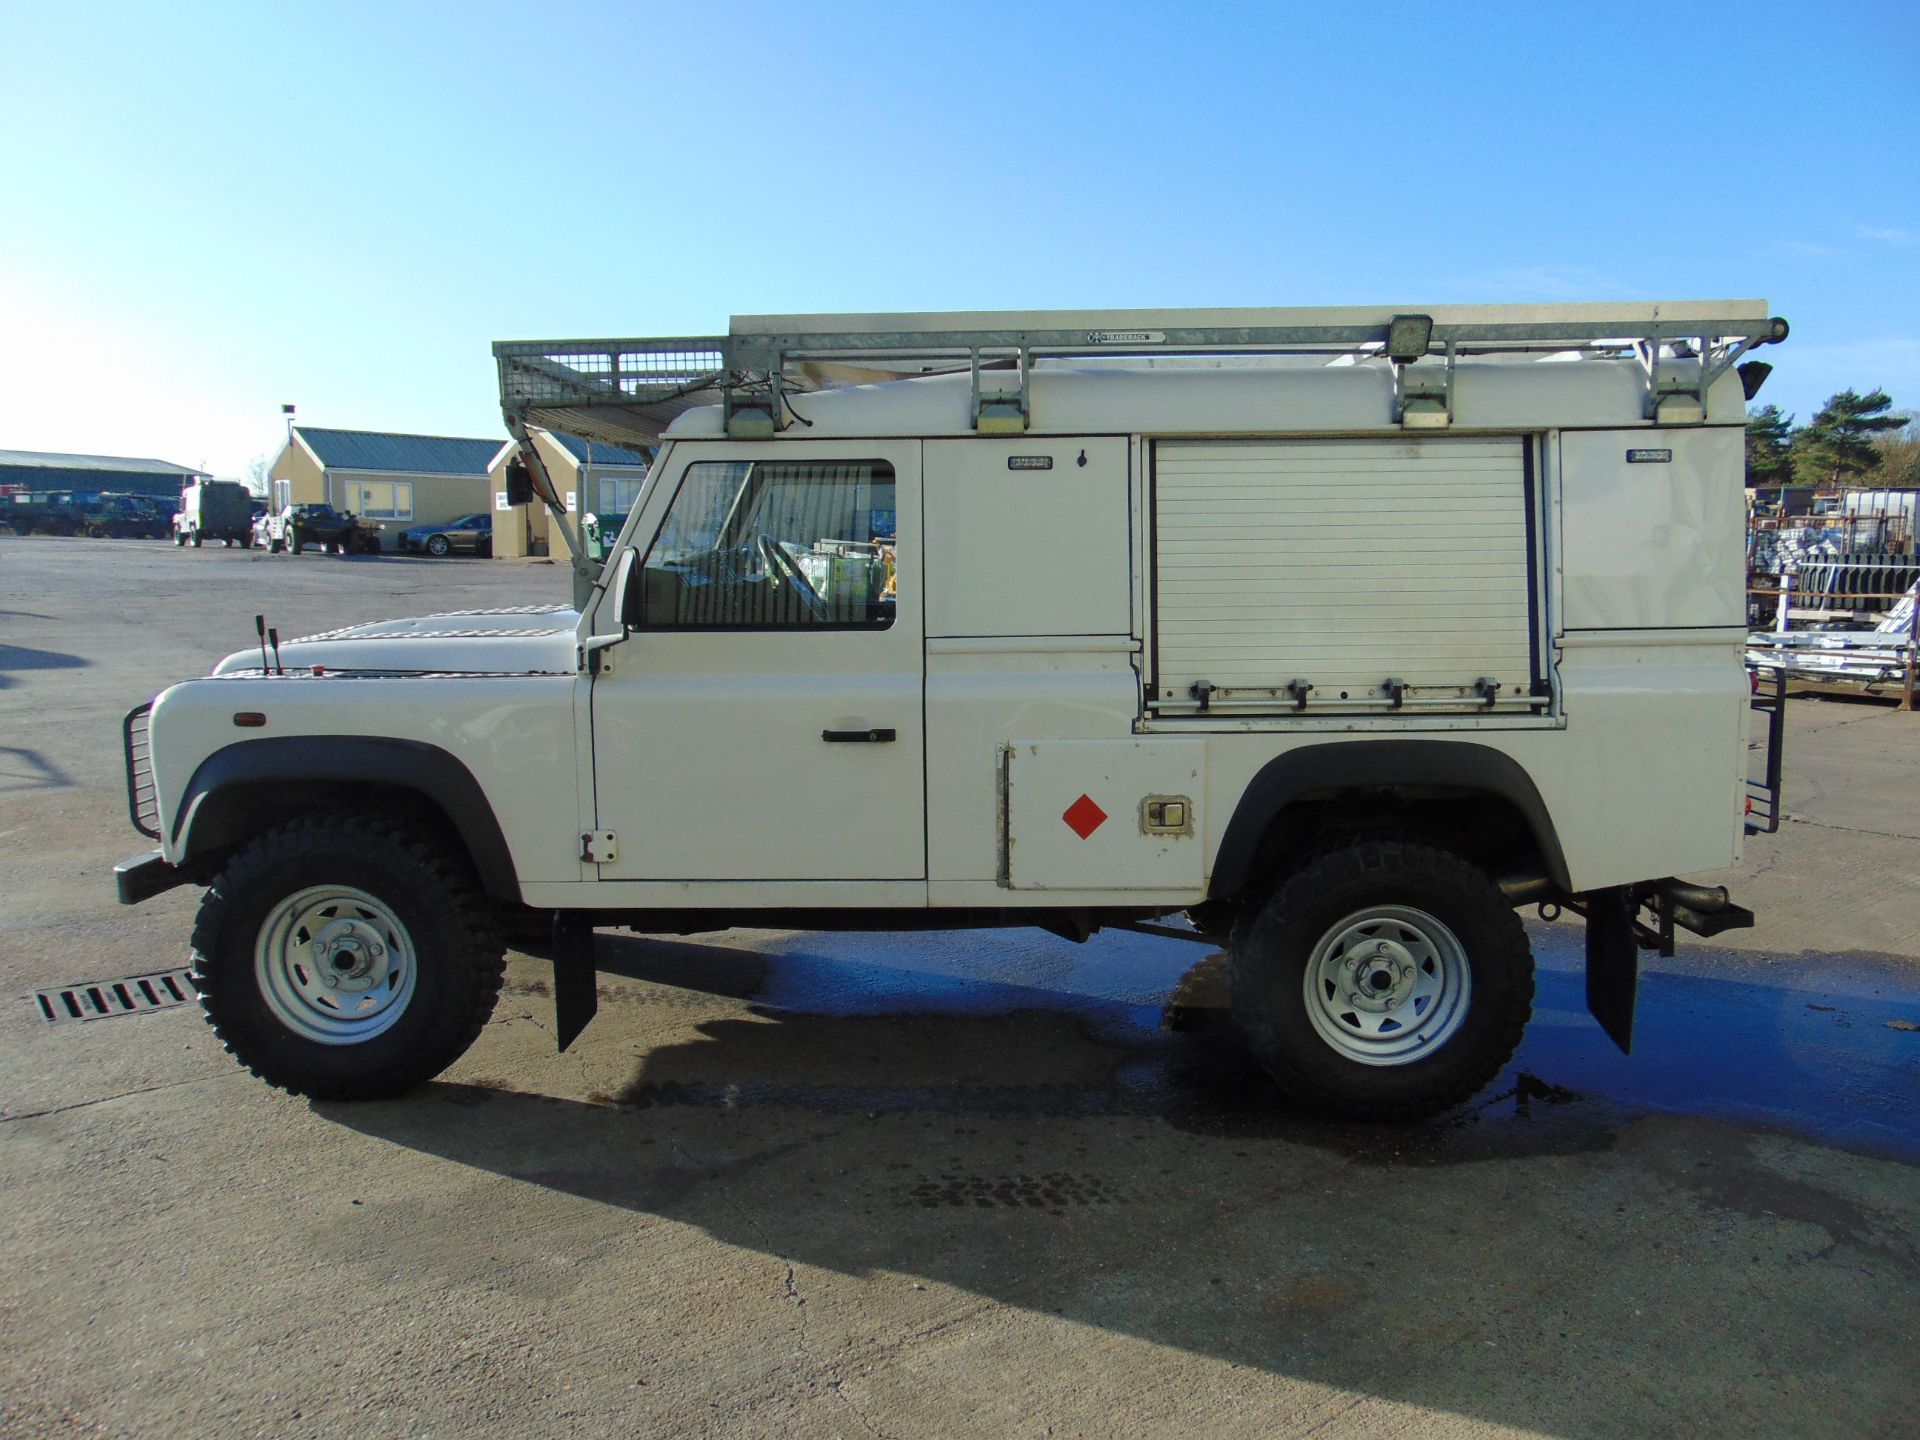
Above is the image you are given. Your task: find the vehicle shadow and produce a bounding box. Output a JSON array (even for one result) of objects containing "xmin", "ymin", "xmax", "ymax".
[
  {"xmin": 0, "ymin": 745, "xmax": 75, "ymax": 792},
  {"xmin": 0, "ymin": 643, "xmax": 89, "ymax": 691},
  {"xmin": 333, "ymin": 936, "xmax": 1919, "ymax": 1438}
]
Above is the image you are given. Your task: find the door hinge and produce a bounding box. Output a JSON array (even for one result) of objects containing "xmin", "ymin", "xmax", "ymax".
[{"xmin": 580, "ymin": 830, "xmax": 618, "ymax": 864}]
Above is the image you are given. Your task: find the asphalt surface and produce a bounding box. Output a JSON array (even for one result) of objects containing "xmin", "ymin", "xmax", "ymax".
[{"xmin": 2, "ymin": 536, "xmax": 1917, "ymax": 1439}]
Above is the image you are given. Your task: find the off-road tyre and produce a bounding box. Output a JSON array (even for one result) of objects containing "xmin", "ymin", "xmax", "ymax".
[
  {"xmin": 1228, "ymin": 839, "xmax": 1533, "ymax": 1122},
  {"xmin": 191, "ymin": 531, "xmax": 202, "ymax": 547},
  {"xmin": 190, "ymin": 813, "xmax": 506, "ymax": 1100}
]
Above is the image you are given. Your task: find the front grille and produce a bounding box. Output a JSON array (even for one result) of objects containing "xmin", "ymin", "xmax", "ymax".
[{"xmin": 123, "ymin": 701, "xmax": 159, "ymax": 838}]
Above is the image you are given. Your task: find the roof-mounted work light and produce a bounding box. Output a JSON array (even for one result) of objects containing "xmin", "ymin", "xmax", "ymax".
[
  {"xmin": 1385, "ymin": 314, "xmax": 1434, "ymax": 365},
  {"xmin": 1738, "ymin": 361, "xmax": 1773, "ymax": 400}
]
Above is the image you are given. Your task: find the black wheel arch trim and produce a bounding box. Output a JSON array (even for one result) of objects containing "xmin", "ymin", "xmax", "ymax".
[
  {"xmin": 1207, "ymin": 739, "xmax": 1571, "ymax": 899},
  {"xmin": 173, "ymin": 736, "xmax": 520, "ymax": 901}
]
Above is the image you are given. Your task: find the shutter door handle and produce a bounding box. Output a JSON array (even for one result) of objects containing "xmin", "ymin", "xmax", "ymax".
[{"xmin": 822, "ymin": 728, "xmax": 897, "ymax": 743}]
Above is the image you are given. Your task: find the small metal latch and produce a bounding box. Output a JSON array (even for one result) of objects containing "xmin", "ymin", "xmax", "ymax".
[
  {"xmin": 1382, "ymin": 678, "xmax": 1408, "ymax": 709},
  {"xmin": 1141, "ymin": 796, "xmax": 1193, "ymax": 836},
  {"xmin": 1474, "ymin": 676, "xmax": 1501, "ymax": 707},
  {"xmin": 1189, "ymin": 680, "xmax": 1215, "ymax": 712},
  {"xmin": 580, "ymin": 830, "xmax": 618, "ymax": 864},
  {"xmin": 1285, "ymin": 678, "xmax": 1314, "ymax": 711}
]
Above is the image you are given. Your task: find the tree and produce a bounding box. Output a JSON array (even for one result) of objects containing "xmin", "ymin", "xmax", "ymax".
[
  {"xmin": 1745, "ymin": 404, "xmax": 1795, "ymax": 487},
  {"xmin": 244, "ymin": 454, "xmax": 272, "ymax": 499},
  {"xmin": 1792, "ymin": 388, "xmax": 1905, "ymax": 487},
  {"xmin": 1873, "ymin": 412, "xmax": 1920, "ymax": 490}
]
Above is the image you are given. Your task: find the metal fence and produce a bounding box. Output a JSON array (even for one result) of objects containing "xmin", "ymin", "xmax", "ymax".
[{"xmin": 1746, "ymin": 560, "xmax": 1920, "ymax": 710}]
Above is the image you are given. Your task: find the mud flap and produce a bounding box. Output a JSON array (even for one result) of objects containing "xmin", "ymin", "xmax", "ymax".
[
  {"xmin": 551, "ymin": 912, "xmax": 599, "ymax": 1052},
  {"xmin": 1585, "ymin": 886, "xmax": 1638, "ymax": 1055}
]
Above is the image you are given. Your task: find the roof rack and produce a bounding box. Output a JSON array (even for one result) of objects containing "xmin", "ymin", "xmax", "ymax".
[{"xmin": 494, "ymin": 301, "xmax": 1787, "ymax": 448}]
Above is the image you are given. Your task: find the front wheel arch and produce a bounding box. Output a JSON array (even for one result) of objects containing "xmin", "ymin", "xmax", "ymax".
[{"xmin": 173, "ymin": 736, "xmax": 521, "ymax": 902}]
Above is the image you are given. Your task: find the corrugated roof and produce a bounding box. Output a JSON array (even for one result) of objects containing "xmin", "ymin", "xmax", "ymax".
[
  {"xmin": 0, "ymin": 449, "xmax": 201, "ymax": 476},
  {"xmin": 296, "ymin": 427, "xmax": 503, "ymax": 475},
  {"xmin": 548, "ymin": 431, "xmax": 652, "ymax": 467}
]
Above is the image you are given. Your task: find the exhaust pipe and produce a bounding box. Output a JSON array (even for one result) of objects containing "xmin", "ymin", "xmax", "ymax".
[
  {"xmin": 1654, "ymin": 879, "xmax": 1731, "ymax": 914},
  {"xmin": 1498, "ymin": 872, "xmax": 1562, "ymax": 905}
]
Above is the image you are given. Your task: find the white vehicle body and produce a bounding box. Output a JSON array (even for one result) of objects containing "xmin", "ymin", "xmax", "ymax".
[{"xmin": 118, "ymin": 303, "xmax": 1787, "ymax": 1115}]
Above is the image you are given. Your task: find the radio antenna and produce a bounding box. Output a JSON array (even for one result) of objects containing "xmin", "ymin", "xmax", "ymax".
[{"xmin": 254, "ymin": 614, "xmax": 271, "ymax": 673}]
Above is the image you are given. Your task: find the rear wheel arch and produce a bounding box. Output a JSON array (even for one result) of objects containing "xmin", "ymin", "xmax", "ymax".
[
  {"xmin": 1209, "ymin": 740, "xmax": 1570, "ymax": 904},
  {"xmin": 174, "ymin": 737, "xmax": 521, "ymax": 902}
]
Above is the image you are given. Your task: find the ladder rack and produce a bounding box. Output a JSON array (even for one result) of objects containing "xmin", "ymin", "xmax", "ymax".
[{"xmin": 493, "ymin": 301, "xmax": 1787, "ymax": 447}]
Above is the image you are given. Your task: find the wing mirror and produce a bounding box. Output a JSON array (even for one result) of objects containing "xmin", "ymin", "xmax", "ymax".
[{"xmin": 611, "ymin": 547, "xmax": 640, "ymax": 630}]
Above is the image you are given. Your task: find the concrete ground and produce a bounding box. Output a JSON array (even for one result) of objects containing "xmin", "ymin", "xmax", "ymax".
[{"xmin": 1, "ymin": 536, "xmax": 1916, "ymax": 1440}]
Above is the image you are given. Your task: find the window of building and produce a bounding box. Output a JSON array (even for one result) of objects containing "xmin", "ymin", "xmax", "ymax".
[
  {"xmin": 346, "ymin": 480, "xmax": 414, "ymax": 520},
  {"xmin": 638, "ymin": 460, "xmax": 896, "ymax": 630},
  {"xmin": 597, "ymin": 472, "xmax": 647, "ymax": 518}
]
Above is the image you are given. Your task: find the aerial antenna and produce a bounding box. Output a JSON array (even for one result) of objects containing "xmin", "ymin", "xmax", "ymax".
[
  {"xmin": 267, "ymin": 627, "xmax": 284, "ymax": 675},
  {"xmin": 254, "ymin": 614, "xmax": 271, "ymax": 673}
]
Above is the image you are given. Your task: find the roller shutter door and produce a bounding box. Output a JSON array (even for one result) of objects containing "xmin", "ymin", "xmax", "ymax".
[{"xmin": 1152, "ymin": 437, "xmax": 1537, "ymax": 713}]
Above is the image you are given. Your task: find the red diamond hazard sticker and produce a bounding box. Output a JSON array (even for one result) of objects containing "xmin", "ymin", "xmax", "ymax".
[{"xmin": 1062, "ymin": 793, "xmax": 1108, "ymax": 839}]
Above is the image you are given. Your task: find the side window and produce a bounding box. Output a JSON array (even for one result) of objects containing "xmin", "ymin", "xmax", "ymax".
[{"xmin": 639, "ymin": 460, "xmax": 897, "ymax": 630}]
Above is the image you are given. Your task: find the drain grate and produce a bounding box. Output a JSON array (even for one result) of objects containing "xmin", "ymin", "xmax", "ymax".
[{"xmin": 34, "ymin": 969, "xmax": 196, "ymax": 1026}]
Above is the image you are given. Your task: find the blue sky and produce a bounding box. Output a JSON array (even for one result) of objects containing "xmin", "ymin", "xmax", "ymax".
[{"xmin": 2, "ymin": 1, "xmax": 1915, "ymax": 475}]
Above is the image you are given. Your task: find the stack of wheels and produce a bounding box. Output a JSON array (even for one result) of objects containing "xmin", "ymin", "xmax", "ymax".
[
  {"xmin": 1227, "ymin": 840, "xmax": 1534, "ymax": 1121},
  {"xmin": 189, "ymin": 813, "xmax": 506, "ymax": 1100}
]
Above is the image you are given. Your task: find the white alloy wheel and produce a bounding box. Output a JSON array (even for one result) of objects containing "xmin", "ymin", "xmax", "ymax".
[
  {"xmin": 1301, "ymin": 904, "xmax": 1472, "ymax": 1066},
  {"xmin": 255, "ymin": 885, "xmax": 418, "ymax": 1044}
]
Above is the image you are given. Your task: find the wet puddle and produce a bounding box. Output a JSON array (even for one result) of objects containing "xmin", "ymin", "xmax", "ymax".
[{"xmin": 584, "ymin": 921, "xmax": 1920, "ymax": 1161}]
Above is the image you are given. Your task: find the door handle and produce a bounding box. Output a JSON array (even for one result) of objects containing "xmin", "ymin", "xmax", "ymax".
[{"xmin": 822, "ymin": 728, "xmax": 897, "ymax": 743}]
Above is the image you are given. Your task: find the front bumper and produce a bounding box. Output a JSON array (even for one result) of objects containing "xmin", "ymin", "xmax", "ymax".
[{"xmin": 115, "ymin": 850, "xmax": 191, "ymax": 905}]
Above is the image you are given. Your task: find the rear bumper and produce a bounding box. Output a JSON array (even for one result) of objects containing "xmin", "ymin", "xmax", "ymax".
[{"xmin": 115, "ymin": 850, "xmax": 190, "ymax": 905}]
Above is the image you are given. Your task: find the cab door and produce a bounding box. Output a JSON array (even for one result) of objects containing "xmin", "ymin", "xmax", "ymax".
[{"xmin": 588, "ymin": 440, "xmax": 924, "ymax": 884}]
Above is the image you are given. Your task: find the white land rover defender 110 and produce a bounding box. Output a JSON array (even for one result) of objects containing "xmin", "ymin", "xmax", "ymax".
[{"xmin": 116, "ymin": 303, "xmax": 1788, "ymax": 1120}]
